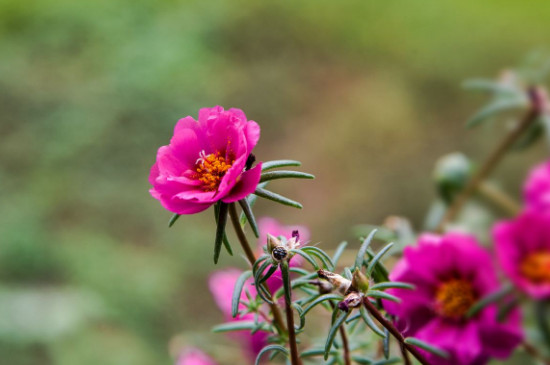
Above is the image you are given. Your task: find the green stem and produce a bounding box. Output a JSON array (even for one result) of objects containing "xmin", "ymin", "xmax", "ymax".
[{"xmin": 281, "ymin": 261, "xmax": 302, "ymax": 365}]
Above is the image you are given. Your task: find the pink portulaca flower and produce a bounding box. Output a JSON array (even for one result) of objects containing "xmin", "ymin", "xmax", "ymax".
[
  {"xmin": 149, "ymin": 106, "xmax": 262, "ymax": 214},
  {"xmin": 494, "ymin": 210, "xmax": 550, "ymax": 299},
  {"xmin": 176, "ymin": 348, "xmax": 217, "ymax": 365},
  {"xmin": 209, "ymin": 269, "xmax": 269, "ymax": 359},
  {"xmin": 524, "ymin": 160, "xmax": 550, "ymax": 212},
  {"xmin": 383, "ymin": 233, "xmax": 523, "ymax": 365}
]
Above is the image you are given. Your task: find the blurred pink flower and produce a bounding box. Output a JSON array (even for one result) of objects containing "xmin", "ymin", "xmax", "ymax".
[
  {"xmin": 493, "ymin": 210, "xmax": 550, "ymax": 299},
  {"xmin": 149, "ymin": 106, "xmax": 261, "ymax": 214},
  {"xmin": 257, "ymin": 218, "xmax": 310, "ymax": 293},
  {"xmin": 209, "ymin": 269, "xmax": 269, "ymax": 359},
  {"xmin": 524, "ymin": 160, "xmax": 550, "ymax": 212},
  {"xmin": 384, "ymin": 232, "xmax": 522, "ymax": 365},
  {"xmin": 176, "ymin": 348, "xmax": 217, "ymax": 365}
]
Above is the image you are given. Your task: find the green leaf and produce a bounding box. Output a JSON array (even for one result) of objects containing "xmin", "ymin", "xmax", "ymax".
[
  {"xmin": 324, "ymin": 311, "xmax": 349, "ymax": 360},
  {"xmin": 261, "ymin": 160, "xmax": 301, "ymax": 171},
  {"xmin": 466, "ymin": 98, "xmax": 526, "ymax": 128},
  {"xmin": 212, "ymin": 320, "xmax": 266, "ymax": 333},
  {"xmin": 360, "ymin": 305, "xmax": 385, "ymax": 338},
  {"xmin": 254, "ymin": 187, "xmax": 303, "ymax": 209},
  {"xmin": 240, "ymin": 182, "xmax": 267, "ymax": 226},
  {"xmin": 213, "ymin": 203, "xmax": 229, "ymax": 264},
  {"xmin": 302, "ymin": 247, "xmax": 334, "ymax": 270},
  {"xmin": 301, "ymin": 348, "xmax": 337, "ymax": 358},
  {"xmin": 214, "ymin": 202, "xmax": 233, "ymax": 256},
  {"xmin": 168, "ymin": 213, "xmax": 180, "ymax": 227},
  {"xmin": 293, "ymin": 303, "xmax": 305, "ymax": 331},
  {"xmin": 345, "ymin": 311, "xmax": 362, "ymax": 324},
  {"xmin": 255, "ymin": 345, "xmax": 289, "ymax": 365},
  {"xmin": 462, "ymin": 79, "xmax": 519, "ymax": 96},
  {"xmin": 367, "ymin": 290, "xmax": 401, "ymax": 303},
  {"xmin": 404, "ymin": 337, "xmax": 450, "ymax": 359},
  {"xmin": 383, "ymin": 327, "xmax": 390, "ymax": 359},
  {"xmin": 355, "ymin": 229, "xmax": 378, "ymax": 271},
  {"xmin": 332, "ymin": 241, "xmax": 348, "ymax": 267},
  {"xmin": 366, "ymin": 242, "xmax": 394, "ymax": 277},
  {"xmin": 259, "ymin": 264, "xmax": 279, "ymax": 285},
  {"xmin": 238, "ymin": 198, "xmax": 259, "ymax": 238},
  {"xmin": 289, "ymin": 249, "xmax": 319, "ymax": 270},
  {"xmin": 466, "ymin": 283, "xmax": 513, "ymax": 318},
  {"xmin": 373, "ymin": 357, "xmax": 402, "ymax": 365},
  {"xmin": 260, "ymin": 170, "xmax": 314, "ymax": 183},
  {"xmin": 254, "ymin": 260, "xmax": 274, "ymax": 304},
  {"xmin": 351, "ymin": 356, "xmax": 375, "ymax": 364},
  {"xmin": 232, "ymin": 270, "xmax": 253, "ymax": 318},
  {"xmin": 497, "ymin": 298, "xmax": 519, "ymax": 322},
  {"xmin": 370, "ymin": 282, "xmax": 415, "ymax": 291},
  {"xmin": 365, "ymin": 248, "xmax": 390, "ymax": 282},
  {"xmin": 301, "ymin": 294, "xmax": 343, "ymax": 319}
]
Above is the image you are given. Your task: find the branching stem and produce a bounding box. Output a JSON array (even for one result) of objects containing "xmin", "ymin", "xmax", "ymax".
[{"xmin": 436, "ymin": 86, "xmax": 548, "ymax": 233}]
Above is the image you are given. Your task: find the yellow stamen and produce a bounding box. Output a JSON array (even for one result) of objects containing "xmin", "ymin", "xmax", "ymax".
[
  {"xmin": 520, "ymin": 251, "xmax": 550, "ymax": 284},
  {"xmin": 194, "ymin": 151, "xmax": 233, "ymax": 191},
  {"xmin": 435, "ymin": 279, "xmax": 476, "ymax": 318}
]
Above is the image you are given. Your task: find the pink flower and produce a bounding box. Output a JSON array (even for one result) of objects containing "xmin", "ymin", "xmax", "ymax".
[
  {"xmin": 149, "ymin": 106, "xmax": 262, "ymax": 214},
  {"xmin": 524, "ymin": 160, "xmax": 550, "ymax": 212},
  {"xmin": 383, "ymin": 233, "xmax": 523, "ymax": 365},
  {"xmin": 493, "ymin": 210, "xmax": 550, "ymax": 299},
  {"xmin": 209, "ymin": 269, "xmax": 269, "ymax": 359},
  {"xmin": 176, "ymin": 348, "xmax": 217, "ymax": 365}
]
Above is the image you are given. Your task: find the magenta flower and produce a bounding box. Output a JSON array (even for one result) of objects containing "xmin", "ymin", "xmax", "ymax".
[
  {"xmin": 149, "ymin": 106, "xmax": 262, "ymax": 214},
  {"xmin": 176, "ymin": 348, "xmax": 217, "ymax": 365},
  {"xmin": 209, "ymin": 269, "xmax": 269, "ymax": 359},
  {"xmin": 383, "ymin": 233, "xmax": 523, "ymax": 365},
  {"xmin": 493, "ymin": 210, "xmax": 550, "ymax": 299},
  {"xmin": 524, "ymin": 160, "xmax": 550, "ymax": 212}
]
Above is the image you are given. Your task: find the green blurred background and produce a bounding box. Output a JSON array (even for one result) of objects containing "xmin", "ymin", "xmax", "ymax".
[{"xmin": 1, "ymin": 0, "xmax": 549, "ymax": 364}]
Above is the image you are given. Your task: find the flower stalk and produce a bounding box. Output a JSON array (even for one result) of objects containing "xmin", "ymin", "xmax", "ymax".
[
  {"xmin": 436, "ymin": 86, "xmax": 548, "ymax": 233},
  {"xmin": 227, "ymin": 203, "xmax": 287, "ymax": 334},
  {"xmin": 362, "ymin": 298, "xmax": 431, "ymax": 365},
  {"xmin": 281, "ymin": 261, "xmax": 302, "ymax": 365}
]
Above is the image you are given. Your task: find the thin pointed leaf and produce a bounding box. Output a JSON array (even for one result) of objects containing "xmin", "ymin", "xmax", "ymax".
[
  {"xmin": 467, "ymin": 283, "xmax": 513, "ymax": 318},
  {"xmin": 366, "ymin": 242, "xmax": 394, "ymax": 277},
  {"xmin": 466, "ymin": 98, "xmax": 526, "ymax": 128},
  {"xmin": 383, "ymin": 327, "xmax": 390, "ymax": 359},
  {"xmin": 293, "ymin": 303, "xmax": 305, "ymax": 331},
  {"xmin": 345, "ymin": 311, "xmax": 362, "ymax": 324},
  {"xmin": 232, "ymin": 270, "xmax": 253, "ymax": 318},
  {"xmin": 404, "ymin": 337, "xmax": 450, "ymax": 359},
  {"xmin": 343, "ymin": 267, "xmax": 353, "ymax": 280},
  {"xmin": 365, "ymin": 248, "xmax": 390, "ymax": 282},
  {"xmin": 254, "ymin": 261, "xmax": 274, "ymax": 304},
  {"xmin": 355, "ymin": 229, "xmax": 378, "ymax": 271},
  {"xmin": 238, "ymin": 198, "xmax": 259, "ymax": 237},
  {"xmin": 240, "ymin": 182, "xmax": 267, "ymax": 226},
  {"xmin": 289, "ymin": 267, "xmax": 310, "ymax": 276},
  {"xmin": 252, "ymin": 255, "xmax": 269, "ymax": 275},
  {"xmin": 302, "ymin": 247, "xmax": 334, "ymax": 270},
  {"xmin": 324, "ymin": 311, "xmax": 349, "ymax": 360},
  {"xmin": 301, "ymin": 294, "xmax": 343, "ymax": 318},
  {"xmin": 255, "ymin": 345, "xmax": 289, "ymax": 365},
  {"xmin": 351, "ymin": 356, "xmax": 375, "ymax": 364},
  {"xmin": 213, "ymin": 320, "xmax": 267, "ymax": 333},
  {"xmin": 374, "ymin": 357, "xmax": 401, "ymax": 365},
  {"xmin": 254, "ymin": 187, "xmax": 303, "ymax": 209},
  {"xmin": 301, "ymin": 348, "xmax": 337, "ymax": 358},
  {"xmin": 289, "ymin": 249, "xmax": 319, "ymax": 270},
  {"xmin": 259, "ymin": 264, "xmax": 279, "ymax": 285},
  {"xmin": 332, "ymin": 241, "xmax": 348, "ymax": 267},
  {"xmin": 261, "ymin": 160, "xmax": 301, "ymax": 171},
  {"xmin": 360, "ymin": 305, "xmax": 385, "ymax": 338},
  {"xmin": 260, "ymin": 170, "xmax": 315, "ymax": 183},
  {"xmin": 462, "ymin": 79, "xmax": 519, "ymax": 96},
  {"xmin": 370, "ymin": 282, "xmax": 415, "ymax": 291},
  {"xmin": 367, "ymin": 290, "xmax": 401, "ymax": 303},
  {"xmin": 168, "ymin": 213, "xmax": 180, "ymax": 227},
  {"xmin": 214, "ymin": 202, "xmax": 233, "ymax": 256},
  {"xmin": 213, "ymin": 203, "xmax": 229, "ymax": 264}
]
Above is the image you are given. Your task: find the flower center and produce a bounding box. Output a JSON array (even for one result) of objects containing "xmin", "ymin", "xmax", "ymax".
[
  {"xmin": 520, "ymin": 251, "xmax": 550, "ymax": 284},
  {"xmin": 195, "ymin": 151, "xmax": 233, "ymax": 191},
  {"xmin": 435, "ymin": 279, "xmax": 476, "ymax": 318}
]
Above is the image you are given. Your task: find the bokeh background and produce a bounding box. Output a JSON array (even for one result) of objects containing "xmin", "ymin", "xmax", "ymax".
[{"xmin": 1, "ymin": 1, "xmax": 549, "ymax": 364}]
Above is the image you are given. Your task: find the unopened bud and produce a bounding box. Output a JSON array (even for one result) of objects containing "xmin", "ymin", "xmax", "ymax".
[
  {"xmin": 272, "ymin": 246, "xmax": 288, "ymax": 262},
  {"xmin": 338, "ymin": 292, "xmax": 363, "ymax": 312},
  {"xmin": 318, "ymin": 269, "xmax": 352, "ymax": 295},
  {"xmin": 267, "ymin": 233, "xmax": 281, "ymax": 252},
  {"xmin": 308, "ymin": 279, "xmax": 333, "ymax": 294},
  {"xmin": 352, "ymin": 270, "xmax": 369, "ymax": 293}
]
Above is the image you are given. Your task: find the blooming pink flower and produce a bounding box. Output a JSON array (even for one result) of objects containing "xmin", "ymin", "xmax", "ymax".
[
  {"xmin": 493, "ymin": 210, "xmax": 550, "ymax": 299},
  {"xmin": 383, "ymin": 233, "xmax": 523, "ymax": 365},
  {"xmin": 149, "ymin": 106, "xmax": 262, "ymax": 214},
  {"xmin": 524, "ymin": 160, "xmax": 550, "ymax": 212},
  {"xmin": 176, "ymin": 348, "xmax": 217, "ymax": 365}
]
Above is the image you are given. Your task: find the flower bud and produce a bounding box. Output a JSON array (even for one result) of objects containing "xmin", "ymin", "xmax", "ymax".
[
  {"xmin": 318, "ymin": 269, "xmax": 352, "ymax": 295},
  {"xmin": 267, "ymin": 233, "xmax": 282, "ymax": 253},
  {"xmin": 338, "ymin": 292, "xmax": 363, "ymax": 312},
  {"xmin": 272, "ymin": 246, "xmax": 288, "ymax": 262},
  {"xmin": 352, "ymin": 269, "xmax": 369, "ymax": 293},
  {"xmin": 434, "ymin": 152, "xmax": 472, "ymax": 204}
]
